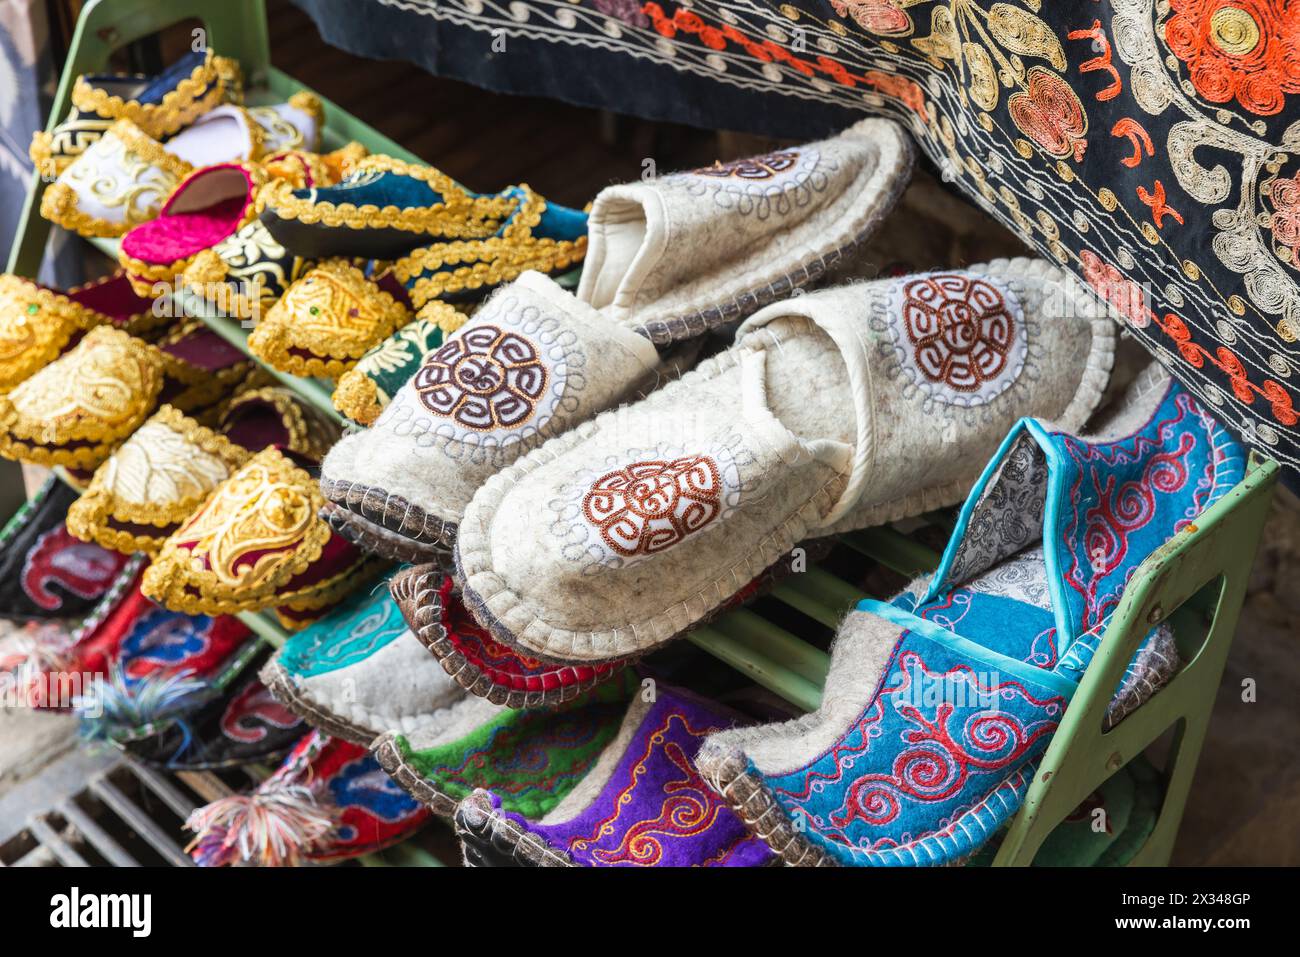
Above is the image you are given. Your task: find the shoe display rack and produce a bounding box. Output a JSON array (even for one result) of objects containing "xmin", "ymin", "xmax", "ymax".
[{"xmin": 3, "ymin": 0, "xmax": 1281, "ymax": 866}]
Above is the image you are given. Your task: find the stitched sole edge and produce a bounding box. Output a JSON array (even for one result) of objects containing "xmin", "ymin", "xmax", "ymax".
[
  {"xmin": 391, "ymin": 563, "xmax": 630, "ymax": 709},
  {"xmin": 453, "ymin": 791, "xmax": 574, "ymax": 867},
  {"xmin": 371, "ymin": 732, "xmax": 459, "ymax": 819},
  {"xmin": 319, "ymin": 499, "xmax": 450, "ymax": 565},
  {"xmin": 704, "ymin": 752, "xmax": 836, "ymax": 867},
  {"xmin": 319, "ymin": 475, "xmax": 458, "ymax": 551},
  {"xmin": 258, "ymin": 658, "xmax": 380, "ymax": 747}
]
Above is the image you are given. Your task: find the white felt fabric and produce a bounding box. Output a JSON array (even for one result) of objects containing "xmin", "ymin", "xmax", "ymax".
[
  {"xmin": 321, "ymin": 270, "xmax": 660, "ymax": 525},
  {"xmin": 456, "ymin": 257, "xmax": 1115, "ymax": 662},
  {"xmin": 251, "ymin": 102, "xmax": 320, "ymax": 153},
  {"xmin": 577, "ymin": 117, "xmax": 912, "ymax": 336},
  {"xmin": 164, "ymin": 105, "xmax": 256, "ymax": 167},
  {"xmin": 292, "ymin": 630, "xmax": 469, "ymax": 738},
  {"xmin": 54, "ymin": 125, "xmax": 186, "ymax": 229}
]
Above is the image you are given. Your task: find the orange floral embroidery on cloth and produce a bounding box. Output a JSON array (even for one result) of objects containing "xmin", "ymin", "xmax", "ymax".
[
  {"xmin": 897, "ymin": 273, "xmax": 1020, "ymax": 392},
  {"xmin": 1267, "ymin": 170, "xmax": 1300, "ymax": 264},
  {"xmin": 413, "ymin": 324, "xmax": 548, "ymax": 431},
  {"xmin": 583, "ymin": 456, "xmax": 724, "ymax": 557},
  {"xmin": 1080, "ymin": 250, "xmax": 1156, "ymax": 328},
  {"xmin": 1165, "ymin": 0, "xmax": 1300, "ymax": 116},
  {"xmin": 1007, "ymin": 66, "xmax": 1088, "ymax": 161}
]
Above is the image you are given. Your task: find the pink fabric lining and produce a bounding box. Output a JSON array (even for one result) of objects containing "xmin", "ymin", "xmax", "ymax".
[{"xmin": 120, "ymin": 164, "xmax": 256, "ymax": 266}]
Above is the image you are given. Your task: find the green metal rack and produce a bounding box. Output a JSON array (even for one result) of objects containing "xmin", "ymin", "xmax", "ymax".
[{"xmin": 4, "ymin": 0, "xmax": 1280, "ymax": 867}]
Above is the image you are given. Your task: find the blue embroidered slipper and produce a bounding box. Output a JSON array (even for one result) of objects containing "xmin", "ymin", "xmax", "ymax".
[
  {"xmin": 694, "ymin": 366, "xmax": 1245, "ymax": 866},
  {"xmin": 449, "ymin": 681, "xmax": 773, "ymax": 866},
  {"xmin": 259, "ymin": 154, "xmax": 525, "ymax": 260},
  {"xmin": 260, "ymin": 584, "xmax": 467, "ymax": 745},
  {"xmin": 29, "ymin": 48, "xmax": 235, "ymax": 179}
]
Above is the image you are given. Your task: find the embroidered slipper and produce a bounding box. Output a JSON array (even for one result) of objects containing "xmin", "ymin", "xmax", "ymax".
[
  {"xmin": 0, "ymin": 476, "xmax": 129, "ymax": 620},
  {"xmin": 74, "ymin": 606, "xmax": 258, "ymax": 750},
  {"xmin": 389, "ymin": 540, "xmax": 828, "ymax": 709},
  {"xmin": 186, "ymin": 730, "xmax": 430, "ymax": 866},
  {"xmin": 28, "ymin": 49, "xmax": 235, "ymax": 179},
  {"xmin": 330, "ymin": 305, "xmax": 460, "ymax": 425},
  {"xmin": 0, "ymin": 272, "xmax": 159, "ymax": 394},
  {"xmin": 67, "ymin": 387, "xmax": 338, "ymax": 555},
  {"xmin": 390, "ymin": 184, "xmax": 588, "ymax": 310},
  {"xmin": 42, "ymin": 104, "xmax": 298, "ymax": 238},
  {"xmin": 258, "ymin": 154, "xmax": 521, "ymax": 260},
  {"xmin": 577, "ymin": 118, "xmax": 912, "ymax": 344},
  {"xmin": 372, "ymin": 671, "xmax": 637, "ymax": 818},
  {"xmin": 258, "ymin": 140, "xmax": 366, "ymax": 191},
  {"xmin": 248, "ymin": 260, "xmax": 413, "ymax": 379},
  {"xmin": 180, "ymin": 218, "xmax": 316, "ymax": 322},
  {"xmin": 455, "ymin": 258, "xmax": 1114, "ymax": 665},
  {"xmin": 450, "ymin": 681, "xmax": 774, "ymax": 867},
  {"xmin": 246, "ymin": 93, "xmax": 325, "ymax": 155},
  {"xmin": 140, "ymin": 446, "xmax": 383, "ymax": 630},
  {"xmin": 108, "ymin": 645, "xmax": 306, "ymax": 771},
  {"xmin": 319, "ymin": 270, "xmax": 663, "ymax": 564},
  {"xmin": 118, "ymin": 162, "xmax": 268, "ymax": 293},
  {"xmin": 260, "ymin": 586, "xmax": 467, "ymax": 745},
  {"xmin": 692, "ymin": 369, "xmax": 1245, "ymax": 867}
]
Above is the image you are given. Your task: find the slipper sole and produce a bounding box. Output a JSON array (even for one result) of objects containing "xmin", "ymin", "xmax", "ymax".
[
  {"xmin": 258, "ymin": 658, "xmax": 380, "ymax": 746},
  {"xmin": 452, "ymin": 792, "xmax": 573, "ymax": 867},
  {"xmin": 319, "ymin": 500, "xmax": 449, "ymax": 565},
  {"xmin": 371, "ymin": 732, "xmax": 460, "ymax": 818},
  {"xmin": 319, "ymin": 475, "xmax": 457, "ymax": 553}
]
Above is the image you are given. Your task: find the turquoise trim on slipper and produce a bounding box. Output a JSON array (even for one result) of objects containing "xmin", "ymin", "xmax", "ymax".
[{"xmin": 857, "ymin": 599, "xmax": 1080, "ymax": 701}]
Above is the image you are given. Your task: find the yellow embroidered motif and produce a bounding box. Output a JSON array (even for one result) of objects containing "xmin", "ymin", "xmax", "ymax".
[
  {"xmin": 248, "ymin": 259, "xmax": 412, "ymax": 378},
  {"xmin": 142, "ymin": 448, "xmax": 332, "ymax": 614},
  {"xmin": 0, "ymin": 325, "xmax": 163, "ymax": 468},
  {"xmin": 70, "ymin": 49, "xmax": 225, "ymax": 139},
  {"xmin": 0, "ymin": 275, "xmax": 116, "ymax": 394}
]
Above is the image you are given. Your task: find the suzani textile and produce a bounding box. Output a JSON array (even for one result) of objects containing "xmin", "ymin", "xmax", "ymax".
[{"xmin": 296, "ymin": 0, "xmax": 1300, "ymax": 489}]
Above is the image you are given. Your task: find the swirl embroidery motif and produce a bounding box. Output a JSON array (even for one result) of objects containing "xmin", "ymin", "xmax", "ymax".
[
  {"xmin": 582, "ymin": 455, "xmax": 724, "ymax": 557},
  {"xmin": 413, "ymin": 324, "xmax": 549, "ymax": 430}
]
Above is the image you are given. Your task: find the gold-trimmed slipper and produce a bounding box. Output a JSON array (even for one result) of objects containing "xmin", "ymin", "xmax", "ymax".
[
  {"xmin": 67, "ymin": 387, "xmax": 339, "ymax": 555},
  {"xmin": 247, "ymin": 260, "xmax": 413, "ymax": 379},
  {"xmin": 141, "ymin": 447, "xmax": 383, "ymax": 630},
  {"xmin": 0, "ymin": 272, "xmax": 158, "ymax": 394}
]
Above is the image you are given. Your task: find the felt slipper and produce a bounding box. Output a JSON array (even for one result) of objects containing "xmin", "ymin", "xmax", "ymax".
[
  {"xmin": 107, "ymin": 644, "xmax": 306, "ymax": 771},
  {"xmin": 118, "ymin": 162, "xmax": 268, "ymax": 293},
  {"xmin": 330, "ymin": 305, "xmax": 460, "ymax": 425},
  {"xmin": 186, "ymin": 729, "xmax": 430, "ymax": 866},
  {"xmin": 389, "ymin": 540, "xmax": 827, "ymax": 709},
  {"xmin": 0, "ymin": 322, "xmax": 251, "ymax": 470},
  {"xmin": 67, "ymin": 387, "xmax": 339, "ymax": 555},
  {"xmin": 577, "ymin": 118, "xmax": 912, "ymax": 344},
  {"xmin": 260, "ymin": 586, "xmax": 467, "ymax": 745},
  {"xmin": 140, "ymin": 446, "xmax": 383, "ymax": 630},
  {"xmin": 455, "ymin": 258, "xmax": 1114, "ymax": 664},
  {"xmin": 29, "ymin": 49, "xmax": 235, "ymax": 179},
  {"xmin": 246, "ymin": 93, "xmax": 325, "ymax": 155},
  {"xmin": 372, "ymin": 671, "xmax": 637, "ymax": 818},
  {"xmin": 692, "ymin": 369, "xmax": 1245, "ymax": 867},
  {"xmin": 248, "ymin": 260, "xmax": 414, "ymax": 378},
  {"xmin": 181, "ymin": 218, "xmax": 316, "ymax": 322},
  {"xmin": 0, "ymin": 476, "xmax": 130, "ymax": 620},
  {"xmin": 258, "ymin": 154, "xmax": 521, "ymax": 260},
  {"xmin": 74, "ymin": 603, "xmax": 258, "ymax": 748},
  {"xmin": 0, "ymin": 272, "xmax": 158, "ymax": 394},
  {"xmin": 319, "ymin": 270, "xmax": 663, "ymax": 563},
  {"xmin": 390, "ymin": 184, "xmax": 587, "ymax": 309},
  {"xmin": 450, "ymin": 681, "xmax": 774, "ymax": 867}
]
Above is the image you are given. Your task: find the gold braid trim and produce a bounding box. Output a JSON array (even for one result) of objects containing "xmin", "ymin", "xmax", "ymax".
[
  {"xmin": 330, "ymin": 369, "xmax": 386, "ymax": 425},
  {"xmin": 263, "ymin": 153, "xmax": 518, "ymax": 237},
  {"xmin": 274, "ymin": 556, "xmax": 389, "ymax": 619},
  {"xmin": 286, "ymin": 91, "xmax": 325, "ymax": 129},
  {"xmin": 214, "ymin": 56, "xmax": 244, "ymax": 105},
  {"xmin": 71, "ymin": 49, "xmax": 224, "ymax": 138},
  {"xmin": 392, "ymin": 188, "xmax": 587, "ymax": 307}
]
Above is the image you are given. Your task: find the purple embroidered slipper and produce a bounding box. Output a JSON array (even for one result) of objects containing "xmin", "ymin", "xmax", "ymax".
[
  {"xmin": 693, "ymin": 367, "xmax": 1244, "ymax": 866},
  {"xmin": 451, "ymin": 681, "xmax": 773, "ymax": 866}
]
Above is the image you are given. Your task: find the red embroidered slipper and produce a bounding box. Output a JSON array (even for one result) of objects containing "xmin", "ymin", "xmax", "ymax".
[
  {"xmin": 118, "ymin": 162, "xmax": 267, "ymax": 294},
  {"xmin": 186, "ymin": 730, "xmax": 431, "ymax": 866}
]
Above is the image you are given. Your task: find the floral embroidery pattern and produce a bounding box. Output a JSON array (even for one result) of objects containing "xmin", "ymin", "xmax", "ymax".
[
  {"xmin": 890, "ymin": 271, "xmax": 1025, "ymax": 403},
  {"xmin": 413, "ymin": 324, "xmax": 549, "ymax": 431},
  {"xmin": 1164, "ymin": 0, "xmax": 1300, "ymax": 116},
  {"xmin": 583, "ymin": 456, "xmax": 725, "ymax": 558}
]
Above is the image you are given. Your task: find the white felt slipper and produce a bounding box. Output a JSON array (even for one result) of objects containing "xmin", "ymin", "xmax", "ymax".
[
  {"xmin": 578, "ymin": 117, "xmax": 913, "ymax": 343},
  {"xmin": 455, "ymin": 258, "xmax": 1115, "ymax": 663},
  {"xmin": 318, "ymin": 271, "xmax": 664, "ymax": 562}
]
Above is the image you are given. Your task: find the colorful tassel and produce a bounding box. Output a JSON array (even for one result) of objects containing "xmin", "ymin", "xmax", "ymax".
[
  {"xmin": 74, "ymin": 662, "xmax": 213, "ymax": 743},
  {"xmin": 185, "ymin": 783, "xmax": 337, "ymax": 867}
]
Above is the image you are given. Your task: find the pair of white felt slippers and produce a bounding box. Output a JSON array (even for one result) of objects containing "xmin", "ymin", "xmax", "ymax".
[
  {"xmin": 41, "ymin": 94, "xmax": 323, "ymax": 239},
  {"xmin": 318, "ymin": 117, "xmax": 1117, "ymax": 673}
]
